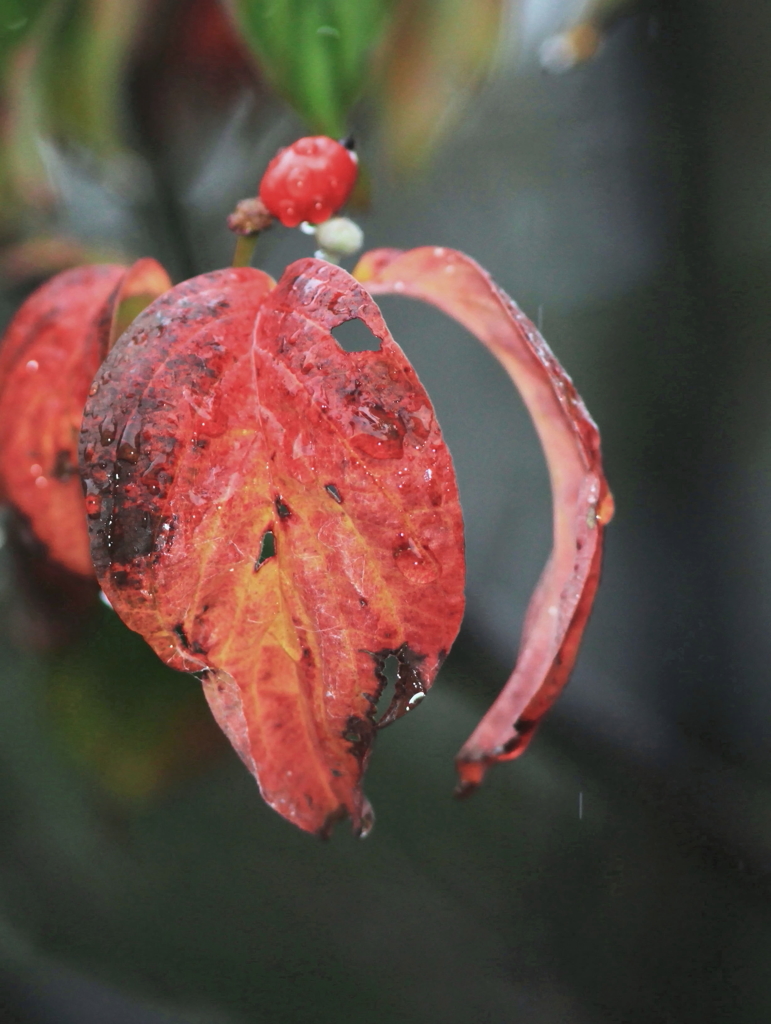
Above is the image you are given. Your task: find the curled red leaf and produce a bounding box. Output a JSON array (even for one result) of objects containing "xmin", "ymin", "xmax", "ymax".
[
  {"xmin": 354, "ymin": 246, "xmax": 614, "ymax": 793},
  {"xmin": 0, "ymin": 259, "xmax": 170, "ymax": 576},
  {"xmin": 79, "ymin": 260, "xmax": 465, "ymax": 836}
]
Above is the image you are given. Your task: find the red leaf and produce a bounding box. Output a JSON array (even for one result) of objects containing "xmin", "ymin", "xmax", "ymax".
[
  {"xmin": 79, "ymin": 261, "xmax": 465, "ymax": 836},
  {"xmin": 0, "ymin": 259, "xmax": 171, "ymax": 576},
  {"xmin": 354, "ymin": 246, "xmax": 614, "ymax": 792}
]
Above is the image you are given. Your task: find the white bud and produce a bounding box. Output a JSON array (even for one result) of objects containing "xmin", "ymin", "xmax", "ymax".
[{"xmin": 314, "ymin": 217, "xmax": 364, "ymax": 257}]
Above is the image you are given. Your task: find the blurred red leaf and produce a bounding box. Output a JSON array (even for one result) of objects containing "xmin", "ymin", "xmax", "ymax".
[
  {"xmin": 354, "ymin": 246, "xmax": 614, "ymax": 792},
  {"xmin": 79, "ymin": 259, "xmax": 465, "ymax": 836},
  {"xmin": 0, "ymin": 259, "xmax": 171, "ymax": 577}
]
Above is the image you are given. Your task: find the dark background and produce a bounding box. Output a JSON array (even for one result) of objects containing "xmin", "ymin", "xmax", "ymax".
[{"xmin": 1, "ymin": 1, "xmax": 770, "ymax": 1021}]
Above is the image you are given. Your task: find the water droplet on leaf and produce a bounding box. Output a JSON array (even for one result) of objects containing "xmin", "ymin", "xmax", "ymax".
[
  {"xmin": 100, "ymin": 419, "xmax": 117, "ymax": 445},
  {"xmin": 393, "ymin": 538, "xmax": 439, "ymax": 585}
]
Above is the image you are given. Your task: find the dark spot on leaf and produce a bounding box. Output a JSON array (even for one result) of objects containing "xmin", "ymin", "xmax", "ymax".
[
  {"xmin": 331, "ymin": 317, "xmax": 381, "ymax": 353},
  {"xmin": 275, "ymin": 496, "xmax": 291, "ymax": 519},
  {"xmin": 343, "ymin": 715, "xmax": 375, "ymax": 763},
  {"xmin": 254, "ymin": 530, "xmax": 275, "ymax": 570},
  {"xmin": 513, "ymin": 717, "xmax": 537, "ymax": 741},
  {"xmin": 325, "ymin": 483, "xmax": 342, "ymax": 503},
  {"xmin": 107, "ymin": 504, "xmax": 161, "ymax": 562},
  {"xmin": 173, "ymin": 622, "xmax": 190, "ymax": 649},
  {"xmin": 52, "ymin": 449, "xmax": 75, "ymax": 481},
  {"xmin": 359, "ymin": 597, "xmax": 368, "ymax": 607}
]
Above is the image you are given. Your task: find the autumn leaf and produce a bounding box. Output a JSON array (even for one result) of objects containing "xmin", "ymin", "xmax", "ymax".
[
  {"xmin": 0, "ymin": 258, "xmax": 171, "ymax": 577},
  {"xmin": 354, "ymin": 246, "xmax": 613, "ymax": 793},
  {"xmin": 79, "ymin": 260, "xmax": 465, "ymax": 836}
]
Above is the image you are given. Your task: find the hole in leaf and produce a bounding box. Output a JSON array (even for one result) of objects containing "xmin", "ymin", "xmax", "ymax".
[
  {"xmin": 376, "ymin": 654, "xmax": 399, "ymax": 722},
  {"xmin": 325, "ymin": 483, "xmax": 342, "ymax": 503},
  {"xmin": 254, "ymin": 530, "xmax": 275, "ymax": 570},
  {"xmin": 332, "ymin": 317, "xmax": 381, "ymax": 353}
]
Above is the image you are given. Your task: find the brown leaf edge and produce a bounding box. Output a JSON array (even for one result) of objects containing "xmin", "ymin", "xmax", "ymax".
[{"xmin": 354, "ymin": 246, "xmax": 614, "ymax": 794}]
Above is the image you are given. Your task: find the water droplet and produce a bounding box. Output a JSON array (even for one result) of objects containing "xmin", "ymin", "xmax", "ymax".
[
  {"xmin": 424, "ymin": 468, "xmax": 432, "ymax": 482},
  {"xmin": 100, "ymin": 418, "xmax": 117, "ymax": 445},
  {"xmin": 88, "ymin": 381, "xmax": 98, "ymax": 396},
  {"xmin": 597, "ymin": 491, "xmax": 615, "ymax": 524},
  {"xmin": 34, "ymin": 475, "xmax": 47, "ymax": 489},
  {"xmin": 406, "ymin": 410, "xmax": 430, "ymax": 447},
  {"xmin": 29, "ymin": 463, "xmax": 42, "ymax": 477},
  {"xmin": 433, "ymin": 247, "xmax": 446, "ymax": 257},
  {"xmin": 392, "ymin": 280, "xmax": 405, "ymax": 291},
  {"xmin": 393, "ymin": 538, "xmax": 439, "ymax": 585},
  {"xmin": 25, "ymin": 359, "xmax": 38, "ymax": 373},
  {"xmin": 117, "ymin": 441, "xmax": 139, "ymax": 464},
  {"xmin": 350, "ymin": 434, "xmax": 404, "ymax": 459},
  {"xmin": 349, "ymin": 404, "xmax": 406, "ymax": 460},
  {"xmin": 358, "ymin": 798, "xmax": 375, "ymax": 839},
  {"xmin": 295, "ymin": 139, "xmax": 318, "ymax": 156},
  {"xmin": 85, "ymin": 494, "xmax": 101, "ymax": 517}
]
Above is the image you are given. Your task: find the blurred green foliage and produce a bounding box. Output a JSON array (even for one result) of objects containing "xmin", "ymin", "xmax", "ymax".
[
  {"xmin": 32, "ymin": 0, "xmax": 148, "ymax": 155},
  {"xmin": 0, "ymin": 0, "xmax": 509, "ymax": 247},
  {"xmin": 0, "ymin": 0, "xmax": 47, "ymax": 72},
  {"xmin": 229, "ymin": 0, "xmax": 393, "ymax": 137}
]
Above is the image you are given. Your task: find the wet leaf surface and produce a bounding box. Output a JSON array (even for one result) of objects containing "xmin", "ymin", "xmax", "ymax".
[
  {"xmin": 0, "ymin": 260, "xmax": 170, "ymax": 577},
  {"xmin": 80, "ymin": 260, "xmax": 465, "ymax": 835},
  {"xmin": 354, "ymin": 246, "xmax": 613, "ymax": 792}
]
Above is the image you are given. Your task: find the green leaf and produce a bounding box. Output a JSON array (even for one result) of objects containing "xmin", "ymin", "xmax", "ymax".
[
  {"xmin": 0, "ymin": 0, "xmax": 49, "ymax": 74},
  {"xmin": 38, "ymin": 0, "xmax": 149, "ymax": 155},
  {"xmin": 229, "ymin": 0, "xmax": 394, "ymax": 136}
]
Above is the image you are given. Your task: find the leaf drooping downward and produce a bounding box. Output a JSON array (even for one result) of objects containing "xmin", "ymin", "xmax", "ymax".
[
  {"xmin": 0, "ymin": 259, "xmax": 170, "ymax": 576},
  {"xmin": 79, "ymin": 260, "xmax": 465, "ymax": 836},
  {"xmin": 354, "ymin": 246, "xmax": 613, "ymax": 793}
]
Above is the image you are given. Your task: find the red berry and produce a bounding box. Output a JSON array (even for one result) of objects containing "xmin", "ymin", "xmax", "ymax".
[{"xmin": 258, "ymin": 136, "xmax": 358, "ymax": 229}]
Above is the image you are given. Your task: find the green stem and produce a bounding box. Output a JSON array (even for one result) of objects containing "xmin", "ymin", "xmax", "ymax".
[{"xmin": 232, "ymin": 234, "xmax": 259, "ymax": 268}]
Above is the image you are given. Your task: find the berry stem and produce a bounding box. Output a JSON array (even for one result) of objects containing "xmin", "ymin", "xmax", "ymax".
[{"xmin": 232, "ymin": 234, "xmax": 259, "ymax": 268}]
